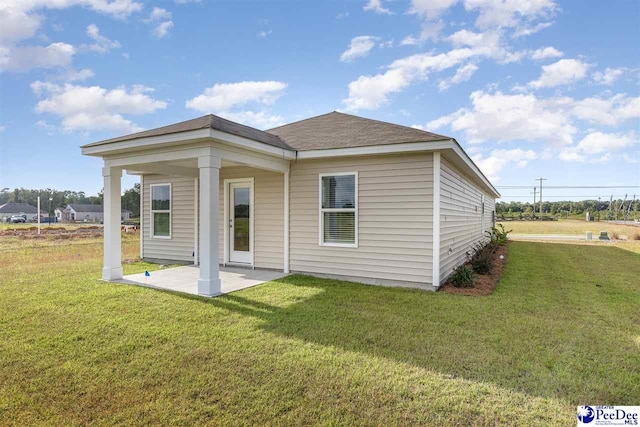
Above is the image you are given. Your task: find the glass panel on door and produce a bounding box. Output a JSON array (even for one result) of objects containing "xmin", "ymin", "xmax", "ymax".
[{"xmin": 233, "ymin": 187, "xmax": 250, "ymax": 252}]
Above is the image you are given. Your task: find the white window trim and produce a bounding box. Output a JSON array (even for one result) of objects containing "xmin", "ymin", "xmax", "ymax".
[
  {"xmin": 150, "ymin": 183, "xmax": 172, "ymax": 239},
  {"xmin": 318, "ymin": 172, "xmax": 358, "ymax": 248}
]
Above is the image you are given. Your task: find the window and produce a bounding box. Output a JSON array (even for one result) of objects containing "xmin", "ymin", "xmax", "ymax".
[
  {"xmin": 319, "ymin": 172, "xmax": 357, "ymax": 247},
  {"xmin": 151, "ymin": 184, "xmax": 171, "ymax": 238}
]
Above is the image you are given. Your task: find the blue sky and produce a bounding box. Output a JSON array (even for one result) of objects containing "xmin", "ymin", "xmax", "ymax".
[{"xmin": 0, "ymin": 0, "xmax": 638, "ymax": 201}]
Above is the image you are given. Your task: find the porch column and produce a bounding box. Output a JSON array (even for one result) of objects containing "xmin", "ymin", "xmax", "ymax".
[
  {"xmin": 198, "ymin": 155, "xmax": 222, "ymax": 296},
  {"xmin": 102, "ymin": 165, "xmax": 123, "ymax": 281}
]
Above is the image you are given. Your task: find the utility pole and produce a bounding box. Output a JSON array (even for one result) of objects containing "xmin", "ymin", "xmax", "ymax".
[{"xmin": 535, "ymin": 178, "xmax": 547, "ymax": 216}]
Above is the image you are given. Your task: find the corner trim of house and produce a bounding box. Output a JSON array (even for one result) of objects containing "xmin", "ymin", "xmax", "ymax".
[
  {"xmin": 139, "ymin": 174, "xmax": 144, "ymax": 259},
  {"xmin": 432, "ymin": 151, "xmax": 441, "ymax": 288},
  {"xmin": 284, "ymin": 167, "xmax": 290, "ymax": 273}
]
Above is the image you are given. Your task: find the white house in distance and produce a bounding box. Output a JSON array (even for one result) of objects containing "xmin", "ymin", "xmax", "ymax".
[
  {"xmin": 81, "ymin": 112, "xmax": 499, "ymax": 296},
  {"xmin": 57, "ymin": 204, "xmax": 131, "ymax": 222},
  {"xmin": 0, "ymin": 202, "xmax": 47, "ymax": 222}
]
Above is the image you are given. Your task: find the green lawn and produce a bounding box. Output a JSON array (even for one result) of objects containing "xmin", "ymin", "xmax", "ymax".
[{"xmin": 1, "ymin": 237, "xmax": 639, "ymax": 426}]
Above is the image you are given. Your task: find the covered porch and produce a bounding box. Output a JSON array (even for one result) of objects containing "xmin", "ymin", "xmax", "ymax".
[
  {"xmin": 119, "ymin": 265, "xmax": 287, "ymax": 296},
  {"xmin": 82, "ymin": 118, "xmax": 295, "ymax": 297}
]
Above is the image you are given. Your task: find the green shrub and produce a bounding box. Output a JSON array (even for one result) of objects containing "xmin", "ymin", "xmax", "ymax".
[
  {"xmin": 487, "ymin": 224, "xmax": 511, "ymax": 246},
  {"xmin": 470, "ymin": 242, "xmax": 496, "ymax": 274},
  {"xmin": 450, "ymin": 265, "xmax": 474, "ymax": 288}
]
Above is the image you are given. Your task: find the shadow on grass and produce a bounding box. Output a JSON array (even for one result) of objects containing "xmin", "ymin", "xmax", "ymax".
[{"xmin": 167, "ymin": 242, "xmax": 640, "ymax": 405}]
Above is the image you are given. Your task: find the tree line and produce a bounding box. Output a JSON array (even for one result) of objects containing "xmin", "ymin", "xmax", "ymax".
[
  {"xmin": 0, "ymin": 184, "xmax": 141, "ymax": 218},
  {"xmin": 497, "ymin": 199, "xmax": 639, "ymax": 219}
]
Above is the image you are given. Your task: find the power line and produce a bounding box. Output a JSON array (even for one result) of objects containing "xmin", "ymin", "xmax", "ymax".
[
  {"xmin": 499, "ymin": 195, "xmax": 633, "ymax": 198},
  {"xmin": 496, "ymin": 185, "xmax": 640, "ymax": 189}
]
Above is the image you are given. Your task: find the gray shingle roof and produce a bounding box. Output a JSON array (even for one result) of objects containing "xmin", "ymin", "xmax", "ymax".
[
  {"xmin": 0, "ymin": 202, "xmax": 45, "ymax": 214},
  {"xmin": 82, "ymin": 114, "xmax": 291, "ymax": 150},
  {"xmin": 267, "ymin": 112, "xmax": 451, "ymax": 150},
  {"xmin": 68, "ymin": 204, "xmax": 103, "ymax": 213},
  {"xmin": 82, "ymin": 112, "xmax": 452, "ymax": 152}
]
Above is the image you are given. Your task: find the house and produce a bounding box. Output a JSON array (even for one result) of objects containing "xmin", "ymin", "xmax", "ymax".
[
  {"xmin": 81, "ymin": 112, "xmax": 499, "ymax": 296},
  {"xmin": 60, "ymin": 204, "xmax": 131, "ymax": 222},
  {"xmin": 0, "ymin": 202, "xmax": 47, "ymax": 222}
]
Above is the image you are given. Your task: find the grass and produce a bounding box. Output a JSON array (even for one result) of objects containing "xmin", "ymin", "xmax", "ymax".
[
  {"xmin": 1, "ymin": 236, "xmax": 639, "ymax": 425},
  {"xmin": 499, "ymin": 219, "xmax": 639, "ymax": 236},
  {"xmin": 500, "ymin": 219, "xmax": 640, "ymax": 255}
]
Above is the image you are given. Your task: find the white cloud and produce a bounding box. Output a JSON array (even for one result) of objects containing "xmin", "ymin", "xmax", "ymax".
[
  {"xmin": 530, "ymin": 46, "xmax": 563, "ymax": 61},
  {"xmin": 144, "ymin": 8, "xmax": 174, "ymax": 39},
  {"xmin": 0, "ymin": 6, "xmax": 42, "ymax": 44},
  {"xmin": 152, "ymin": 21, "xmax": 174, "ymax": 39},
  {"xmin": 409, "ymin": 0, "xmax": 459, "ymax": 20},
  {"xmin": 472, "ymin": 148, "xmax": 537, "ymax": 182},
  {"xmin": 363, "ymin": 0, "xmax": 393, "ymax": 15},
  {"xmin": 185, "ymin": 81, "xmax": 287, "ymax": 129},
  {"xmin": 340, "ymin": 36, "xmax": 378, "ymax": 62},
  {"xmin": 62, "ymin": 67, "xmax": 95, "ymax": 82},
  {"xmin": 214, "ymin": 111, "xmax": 285, "ymax": 129},
  {"xmin": 464, "ymin": 0, "xmax": 557, "ymax": 30},
  {"xmin": 528, "ymin": 59, "xmax": 589, "ymax": 89},
  {"xmin": 592, "ymin": 67, "xmax": 625, "ymax": 85},
  {"xmin": 560, "ymin": 132, "xmax": 638, "ymax": 162},
  {"xmin": 401, "ymin": 20, "xmax": 445, "ymax": 45},
  {"xmin": 438, "ymin": 63, "xmax": 478, "ymax": 90},
  {"xmin": 343, "ymin": 29, "xmax": 522, "ymax": 110},
  {"xmin": 426, "ymin": 90, "xmax": 577, "ymax": 145},
  {"xmin": 257, "ymin": 30, "xmax": 272, "ymax": 39},
  {"xmin": 571, "ymin": 94, "xmax": 640, "ymax": 126},
  {"xmin": 31, "ymin": 81, "xmax": 167, "ymax": 133},
  {"xmin": 83, "ymin": 24, "xmax": 120, "ymax": 53},
  {"xmin": 0, "ymin": 42, "xmax": 75, "ymax": 71},
  {"xmin": 512, "ymin": 21, "xmax": 553, "ymax": 38},
  {"xmin": 145, "ymin": 7, "xmax": 172, "ymax": 22},
  {"xmin": 0, "ymin": 1, "xmax": 141, "ymax": 73},
  {"xmin": 426, "ymin": 90, "xmax": 640, "ymax": 152},
  {"xmin": 186, "ymin": 81, "xmax": 287, "ymax": 112}
]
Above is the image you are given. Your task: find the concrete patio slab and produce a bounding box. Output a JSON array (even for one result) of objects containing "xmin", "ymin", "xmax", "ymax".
[{"xmin": 119, "ymin": 266, "xmax": 287, "ymax": 296}]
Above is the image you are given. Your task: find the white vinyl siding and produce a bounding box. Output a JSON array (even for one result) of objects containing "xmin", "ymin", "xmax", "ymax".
[
  {"xmin": 143, "ymin": 175, "xmax": 196, "ymax": 262},
  {"xmin": 439, "ymin": 157, "xmax": 496, "ymax": 283},
  {"xmin": 218, "ymin": 167, "xmax": 284, "ymax": 270},
  {"xmin": 143, "ymin": 168, "xmax": 284, "ymax": 269},
  {"xmin": 290, "ymin": 153, "xmax": 434, "ymax": 287}
]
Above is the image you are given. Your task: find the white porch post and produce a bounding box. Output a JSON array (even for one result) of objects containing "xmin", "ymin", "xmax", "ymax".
[
  {"xmin": 198, "ymin": 155, "xmax": 222, "ymax": 296},
  {"xmin": 102, "ymin": 165, "xmax": 123, "ymax": 281}
]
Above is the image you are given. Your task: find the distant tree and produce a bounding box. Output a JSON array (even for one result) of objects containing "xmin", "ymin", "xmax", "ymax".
[{"xmin": 121, "ymin": 183, "xmax": 141, "ymax": 218}]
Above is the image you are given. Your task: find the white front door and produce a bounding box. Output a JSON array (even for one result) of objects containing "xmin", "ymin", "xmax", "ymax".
[{"xmin": 229, "ymin": 182, "xmax": 253, "ymax": 264}]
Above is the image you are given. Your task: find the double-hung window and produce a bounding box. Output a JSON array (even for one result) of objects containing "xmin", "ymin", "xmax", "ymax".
[
  {"xmin": 151, "ymin": 183, "xmax": 171, "ymax": 239},
  {"xmin": 319, "ymin": 172, "xmax": 357, "ymax": 247}
]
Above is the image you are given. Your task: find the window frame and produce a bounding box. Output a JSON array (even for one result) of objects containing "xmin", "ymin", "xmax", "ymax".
[
  {"xmin": 150, "ymin": 183, "xmax": 172, "ymax": 239},
  {"xmin": 318, "ymin": 172, "xmax": 358, "ymax": 248}
]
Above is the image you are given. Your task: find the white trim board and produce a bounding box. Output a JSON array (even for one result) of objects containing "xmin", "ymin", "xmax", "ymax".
[
  {"xmin": 149, "ymin": 182, "xmax": 172, "ymax": 240},
  {"xmin": 318, "ymin": 171, "xmax": 359, "ymax": 249}
]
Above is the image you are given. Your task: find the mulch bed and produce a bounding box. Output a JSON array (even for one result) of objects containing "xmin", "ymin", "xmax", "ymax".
[{"xmin": 440, "ymin": 243, "xmax": 508, "ymax": 296}]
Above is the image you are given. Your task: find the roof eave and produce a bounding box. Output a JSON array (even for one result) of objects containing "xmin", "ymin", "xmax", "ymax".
[{"xmin": 81, "ymin": 128, "xmax": 297, "ymax": 160}]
